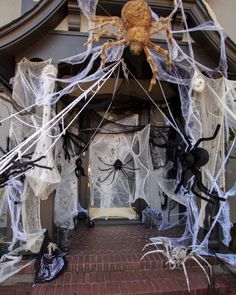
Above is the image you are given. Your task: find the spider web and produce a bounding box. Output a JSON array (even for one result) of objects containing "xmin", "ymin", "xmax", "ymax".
[{"xmin": 1, "ymin": 0, "xmax": 236, "ymax": 282}]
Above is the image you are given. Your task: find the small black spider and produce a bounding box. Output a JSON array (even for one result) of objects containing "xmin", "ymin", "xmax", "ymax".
[
  {"xmin": 74, "ymin": 158, "xmax": 86, "ymax": 178},
  {"xmin": 98, "ymin": 157, "xmax": 139, "ymax": 185}
]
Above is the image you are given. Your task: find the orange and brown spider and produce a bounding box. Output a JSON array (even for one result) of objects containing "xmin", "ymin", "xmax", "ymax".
[{"xmin": 84, "ymin": 0, "xmax": 173, "ymax": 91}]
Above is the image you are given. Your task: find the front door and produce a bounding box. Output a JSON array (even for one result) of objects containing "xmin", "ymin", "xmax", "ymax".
[{"xmin": 89, "ymin": 114, "xmax": 139, "ymax": 220}]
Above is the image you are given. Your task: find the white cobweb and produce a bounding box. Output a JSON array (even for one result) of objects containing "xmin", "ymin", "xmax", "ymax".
[
  {"xmin": 54, "ymin": 138, "xmax": 78, "ymax": 229},
  {"xmin": 0, "ymin": 59, "xmax": 60, "ymax": 282},
  {"xmin": 1, "ymin": 0, "xmax": 236, "ymax": 283}
]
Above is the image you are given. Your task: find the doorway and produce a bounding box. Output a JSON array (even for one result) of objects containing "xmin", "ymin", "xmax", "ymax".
[{"xmin": 89, "ymin": 113, "xmax": 139, "ymax": 220}]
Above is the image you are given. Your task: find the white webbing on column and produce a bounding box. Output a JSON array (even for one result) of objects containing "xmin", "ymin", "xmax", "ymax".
[
  {"xmin": 54, "ymin": 138, "xmax": 78, "ymax": 229},
  {"xmin": 26, "ymin": 64, "xmax": 61, "ymax": 200}
]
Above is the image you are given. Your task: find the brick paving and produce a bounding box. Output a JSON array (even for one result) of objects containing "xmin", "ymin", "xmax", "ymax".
[{"xmin": 0, "ymin": 224, "xmax": 236, "ymax": 294}]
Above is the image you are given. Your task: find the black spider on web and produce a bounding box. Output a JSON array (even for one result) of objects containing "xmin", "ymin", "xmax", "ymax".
[
  {"xmin": 97, "ymin": 157, "xmax": 139, "ymax": 185},
  {"xmin": 151, "ymin": 124, "xmax": 225, "ymax": 203},
  {"xmin": 59, "ymin": 124, "xmax": 86, "ymax": 161},
  {"xmin": 0, "ymin": 137, "xmax": 52, "ymax": 187},
  {"xmin": 75, "ymin": 158, "xmax": 86, "ymax": 178}
]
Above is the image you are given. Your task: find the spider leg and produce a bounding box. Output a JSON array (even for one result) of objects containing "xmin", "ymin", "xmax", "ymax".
[
  {"xmin": 0, "ymin": 136, "xmax": 11, "ymax": 155},
  {"xmin": 196, "ymin": 181, "xmax": 225, "ymax": 201},
  {"xmin": 150, "ymin": 25, "xmax": 173, "ymax": 46},
  {"xmin": 193, "ymin": 124, "xmax": 221, "ymax": 149},
  {"xmin": 192, "ymin": 168, "xmax": 225, "ymax": 201},
  {"xmin": 189, "ymin": 255, "xmax": 211, "ymax": 285},
  {"xmin": 90, "ymin": 16, "xmax": 121, "ymax": 23},
  {"xmin": 0, "ymin": 146, "xmax": 7, "ymax": 155},
  {"xmin": 151, "ymin": 17, "xmax": 172, "ymax": 27},
  {"xmin": 174, "ymin": 169, "xmax": 188, "ymax": 193},
  {"xmin": 107, "ymin": 170, "xmax": 117, "ymax": 185},
  {"xmin": 148, "ymin": 41, "xmax": 172, "ymax": 70},
  {"xmin": 9, "ymin": 167, "xmax": 29, "ymax": 174},
  {"xmin": 63, "ymin": 140, "xmax": 71, "ymax": 161},
  {"xmin": 88, "ymin": 21, "xmax": 118, "ymax": 32},
  {"xmin": 75, "ymin": 168, "xmax": 79, "ymax": 178},
  {"xmin": 121, "ymin": 168, "xmax": 131, "ymax": 179},
  {"xmin": 181, "ymin": 262, "xmax": 190, "ymax": 293},
  {"xmin": 98, "ymin": 157, "xmax": 114, "ymax": 167},
  {"xmin": 193, "ymin": 253, "xmax": 212, "ymax": 276},
  {"xmin": 21, "ymin": 156, "xmax": 52, "ymax": 170},
  {"xmin": 122, "ymin": 159, "xmax": 139, "ymax": 171},
  {"xmin": 30, "ymin": 156, "xmax": 45, "ymax": 164},
  {"xmin": 8, "ymin": 166, "xmax": 33, "ymax": 178},
  {"xmin": 84, "ymin": 29, "xmax": 124, "ymax": 46},
  {"xmin": 101, "ymin": 39, "xmax": 129, "ymax": 66},
  {"xmin": 143, "ymin": 46, "xmax": 158, "ymax": 91},
  {"xmin": 191, "ymin": 183, "xmax": 214, "ymax": 204},
  {"xmin": 89, "ymin": 21, "xmax": 125, "ymax": 34},
  {"xmin": 140, "ymin": 249, "xmax": 164, "ymax": 261},
  {"xmin": 89, "ymin": 16, "xmax": 125, "ymax": 33},
  {"xmin": 99, "ymin": 169, "xmax": 115, "ymax": 183},
  {"xmin": 21, "ymin": 152, "xmax": 34, "ymax": 159},
  {"xmin": 29, "ymin": 163, "xmax": 52, "ymax": 170},
  {"xmin": 98, "ymin": 167, "xmax": 114, "ymax": 172},
  {"xmin": 142, "ymin": 242, "xmax": 164, "ymax": 251}
]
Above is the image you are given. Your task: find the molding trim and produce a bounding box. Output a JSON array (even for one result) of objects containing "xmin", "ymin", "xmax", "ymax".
[
  {"xmin": 0, "ymin": 0, "xmax": 67, "ymax": 54},
  {"xmin": 68, "ymin": 0, "xmax": 80, "ymax": 31}
]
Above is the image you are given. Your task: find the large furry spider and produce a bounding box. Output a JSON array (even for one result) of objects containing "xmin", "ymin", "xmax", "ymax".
[
  {"xmin": 98, "ymin": 157, "xmax": 138, "ymax": 185},
  {"xmin": 84, "ymin": 0, "xmax": 173, "ymax": 91}
]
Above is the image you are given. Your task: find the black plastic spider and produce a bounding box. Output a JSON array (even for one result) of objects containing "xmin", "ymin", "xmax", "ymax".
[
  {"xmin": 59, "ymin": 124, "xmax": 86, "ymax": 161},
  {"xmin": 75, "ymin": 158, "xmax": 86, "ymax": 178},
  {"xmin": 0, "ymin": 155, "xmax": 52, "ymax": 188},
  {"xmin": 98, "ymin": 157, "xmax": 139, "ymax": 185},
  {"xmin": 174, "ymin": 124, "xmax": 226, "ymax": 203},
  {"xmin": 151, "ymin": 124, "xmax": 225, "ymax": 203}
]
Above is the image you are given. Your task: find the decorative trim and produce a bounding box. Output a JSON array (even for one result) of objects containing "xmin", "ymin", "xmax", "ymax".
[
  {"xmin": 68, "ymin": 0, "xmax": 80, "ymax": 31},
  {"xmin": 0, "ymin": 0, "xmax": 67, "ymax": 53}
]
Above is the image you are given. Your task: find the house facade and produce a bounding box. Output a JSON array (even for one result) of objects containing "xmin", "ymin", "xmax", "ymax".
[{"xmin": 0, "ymin": 0, "xmax": 236, "ymax": 241}]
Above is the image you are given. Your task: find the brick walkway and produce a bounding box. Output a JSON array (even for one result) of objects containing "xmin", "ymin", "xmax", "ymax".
[{"xmin": 0, "ymin": 224, "xmax": 236, "ymax": 294}]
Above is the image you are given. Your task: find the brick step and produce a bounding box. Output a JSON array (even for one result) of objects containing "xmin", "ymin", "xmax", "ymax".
[
  {"xmin": 29, "ymin": 270, "xmax": 231, "ymax": 295},
  {"xmin": 1, "ymin": 264, "xmax": 219, "ymax": 286},
  {"xmin": 1, "ymin": 266, "xmax": 234, "ymax": 294},
  {"xmin": 0, "ymin": 284, "xmax": 33, "ymax": 295},
  {"xmin": 66, "ymin": 253, "xmax": 165, "ymax": 273},
  {"xmin": 18, "ymin": 253, "xmax": 220, "ymax": 275}
]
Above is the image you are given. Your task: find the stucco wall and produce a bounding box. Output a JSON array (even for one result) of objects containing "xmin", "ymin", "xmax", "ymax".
[
  {"xmin": 208, "ymin": 0, "xmax": 236, "ymax": 43},
  {"xmin": 0, "ymin": 0, "xmax": 22, "ymax": 28}
]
